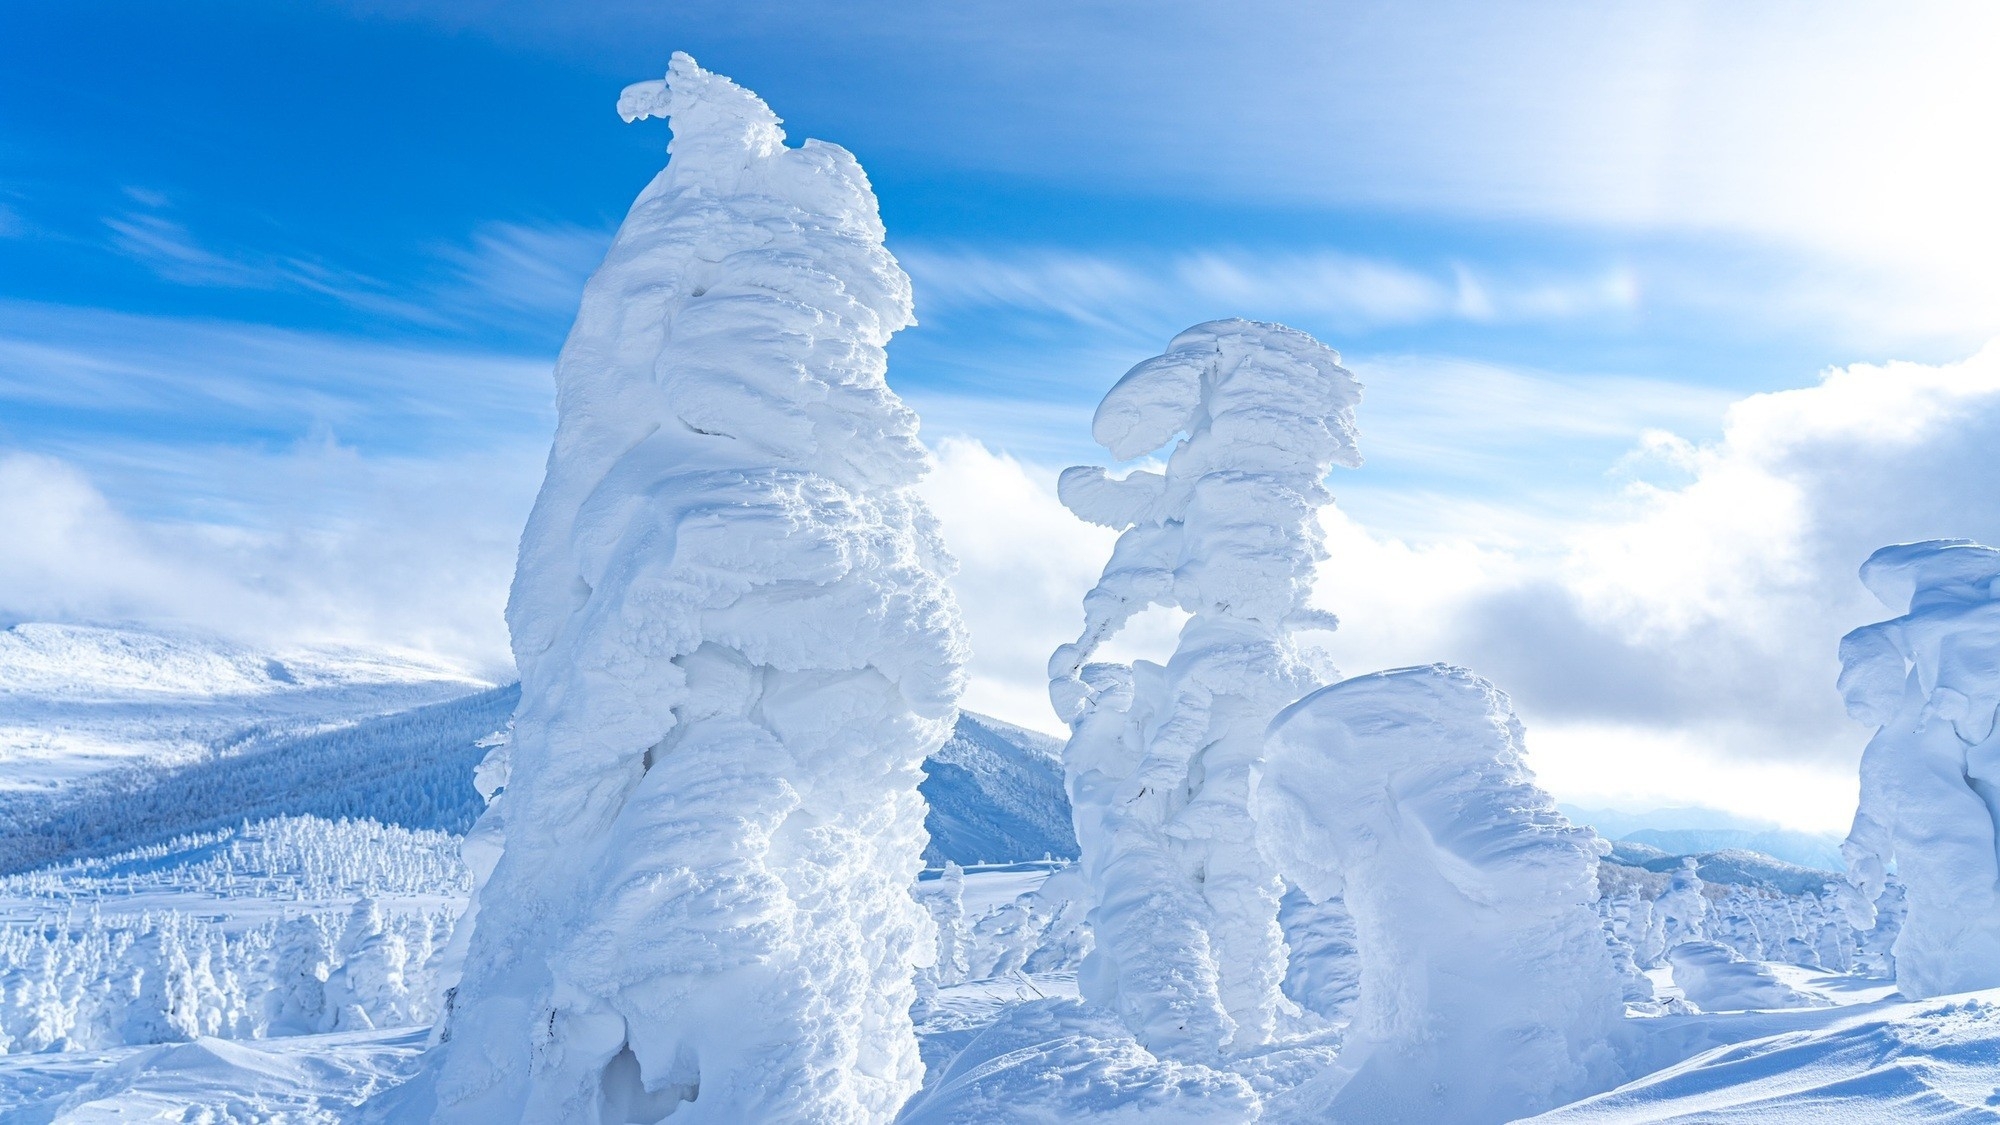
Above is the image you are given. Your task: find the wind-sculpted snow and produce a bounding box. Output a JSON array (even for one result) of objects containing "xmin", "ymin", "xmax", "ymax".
[
  {"xmin": 1527, "ymin": 990, "xmax": 2000, "ymax": 1124},
  {"xmin": 1259, "ymin": 665, "xmax": 1624, "ymax": 1124},
  {"xmin": 1048, "ymin": 319, "xmax": 1360, "ymax": 1060},
  {"xmin": 433, "ymin": 54, "xmax": 964, "ymax": 1124},
  {"xmin": 1665, "ymin": 941, "xmax": 1825, "ymax": 1013},
  {"xmin": 1836, "ymin": 539, "xmax": 2000, "ymax": 999}
]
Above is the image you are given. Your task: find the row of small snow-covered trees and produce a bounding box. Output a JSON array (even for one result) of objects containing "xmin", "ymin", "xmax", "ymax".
[
  {"xmin": 1, "ymin": 815, "xmax": 471, "ymax": 1055},
  {"xmin": 1597, "ymin": 862, "xmax": 1903, "ymax": 981},
  {"xmin": 0, "ymin": 898, "xmax": 447, "ymax": 1054}
]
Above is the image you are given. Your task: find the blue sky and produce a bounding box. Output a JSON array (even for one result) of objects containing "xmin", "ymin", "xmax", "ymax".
[{"xmin": 5, "ymin": 1, "xmax": 1999, "ymax": 826}]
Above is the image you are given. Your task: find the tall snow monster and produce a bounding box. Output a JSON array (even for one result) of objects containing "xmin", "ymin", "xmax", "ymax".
[
  {"xmin": 1837, "ymin": 539, "xmax": 2000, "ymax": 1000},
  {"xmin": 432, "ymin": 54, "xmax": 965, "ymax": 1124},
  {"xmin": 1047, "ymin": 319, "xmax": 1362, "ymax": 1060}
]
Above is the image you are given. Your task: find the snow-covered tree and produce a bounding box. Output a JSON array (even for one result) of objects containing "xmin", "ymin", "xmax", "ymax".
[
  {"xmin": 1836, "ymin": 539, "xmax": 2000, "ymax": 999},
  {"xmin": 432, "ymin": 54, "xmax": 965, "ymax": 1123},
  {"xmin": 1655, "ymin": 857, "xmax": 1709, "ymax": 950},
  {"xmin": 1048, "ymin": 319, "xmax": 1361, "ymax": 1060},
  {"xmin": 1259, "ymin": 665, "xmax": 1624, "ymax": 1123}
]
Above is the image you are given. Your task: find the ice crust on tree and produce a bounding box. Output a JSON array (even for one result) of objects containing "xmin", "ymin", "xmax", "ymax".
[
  {"xmin": 1258, "ymin": 665, "xmax": 1624, "ymax": 1123},
  {"xmin": 1047, "ymin": 319, "xmax": 1361, "ymax": 1060},
  {"xmin": 1837, "ymin": 539, "xmax": 2000, "ymax": 1000},
  {"xmin": 432, "ymin": 54, "xmax": 965, "ymax": 1124}
]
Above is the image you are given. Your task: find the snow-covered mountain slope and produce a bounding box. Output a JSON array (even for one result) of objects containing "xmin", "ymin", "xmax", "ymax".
[
  {"xmin": 0, "ymin": 686, "xmax": 515, "ymax": 874},
  {"xmin": 0, "ymin": 623, "xmax": 1069, "ymax": 876},
  {"xmin": 1621, "ymin": 829, "xmax": 1845, "ymax": 873},
  {"xmin": 920, "ymin": 712, "xmax": 1077, "ymax": 867},
  {"xmin": 0, "ymin": 623, "xmax": 490, "ymax": 804}
]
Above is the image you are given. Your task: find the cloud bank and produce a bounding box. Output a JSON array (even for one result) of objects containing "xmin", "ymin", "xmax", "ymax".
[{"xmin": 923, "ymin": 343, "xmax": 2000, "ymax": 830}]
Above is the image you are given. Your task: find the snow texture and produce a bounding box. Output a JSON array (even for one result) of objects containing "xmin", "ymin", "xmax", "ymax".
[
  {"xmin": 1048, "ymin": 319, "xmax": 1360, "ymax": 1061},
  {"xmin": 1838, "ymin": 539, "xmax": 2000, "ymax": 1000},
  {"xmin": 1259, "ymin": 664, "xmax": 1625, "ymax": 1123},
  {"xmin": 432, "ymin": 54, "xmax": 966, "ymax": 1124},
  {"xmin": 897, "ymin": 999, "xmax": 1259, "ymax": 1124},
  {"xmin": 1529, "ymin": 990, "xmax": 2000, "ymax": 1123}
]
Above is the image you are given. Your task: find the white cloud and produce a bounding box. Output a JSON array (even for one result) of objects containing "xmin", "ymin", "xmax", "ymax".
[
  {"xmin": 0, "ymin": 444, "xmax": 533, "ymax": 679},
  {"xmin": 0, "ymin": 300, "xmax": 554, "ymax": 455},
  {"xmin": 0, "ymin": 302, "xmax": 555, "ymax": 679},
  {"xmin": 100, "ymin": 212, "xmax": 435, "ymax": 323},
  {"xmin": 434, "ymin": 220, "xmax": 611, "ymax": 320},
  {"xmin": 919, "ymin": 438, "xmax": 1116, "ymax": 734},
  {"xmin": 918, "ymin": 343, "xmax": 2000, "ymax": 832}
]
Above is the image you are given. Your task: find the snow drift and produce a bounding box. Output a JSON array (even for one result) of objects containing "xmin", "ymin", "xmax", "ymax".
[
  {"xmin": 1837, "ymin": 539, "xmax": 2000, "ymax": 1000},
  {"xmin": 1259, "ymin": 665, "xmax": 1624, "ymax": 1123},
  {"xmin": 432, "ymin": 54, "xmax": 965, "ymax": 1123},
  {"xmin": 1047, "ymin": 319, "xmax": 1361, "ymax": 1060}
]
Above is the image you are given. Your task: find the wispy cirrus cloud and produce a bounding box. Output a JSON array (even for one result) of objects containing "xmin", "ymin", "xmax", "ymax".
[
  {"xmin": 102, "ymin": 209, "xmax": 444, "ymax": 325},
  {"xmin": 900, "ymin": 245, "xmax": 1639, "ymax": 337}
]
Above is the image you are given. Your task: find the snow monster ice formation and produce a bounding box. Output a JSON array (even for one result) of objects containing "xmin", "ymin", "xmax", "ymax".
[
  {"xmin": 432, "ymin": 55, "xmax": 965, "ymax": 1123},
  {"xmin": 1837, "ymin": 539, "xmax": 2000, "ymax": 1000},
  {"xmin": 1259, "ymin": 666, "xmax": 1624, "ymax": 1123},
  {"xmin": 1048, "ymin": 319, "xmax": 1362, "ymax": 1060}
]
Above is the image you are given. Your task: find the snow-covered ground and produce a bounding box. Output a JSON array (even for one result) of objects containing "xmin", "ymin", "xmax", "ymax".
[
  {"xmin": 9, "ymin": 842, "xmax": 1986, "ymax": 1123},
  {"xmin": 0, "ymin": 786, "xmax": 1991, "ymax": 1122}
]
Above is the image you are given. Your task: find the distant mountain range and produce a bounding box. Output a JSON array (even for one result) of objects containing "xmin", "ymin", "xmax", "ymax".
[
  {"xmin": 0, "ymin": 623, "xmax": 1079, "ymax": 873},
  {"xmin": 1562, "ymin": 803, "xmax": 1847, "ymax": 874}
]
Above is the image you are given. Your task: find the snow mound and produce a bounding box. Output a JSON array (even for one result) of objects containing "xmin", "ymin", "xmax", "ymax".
[
  {"xmin": 1259, "ymin": 664, "xmax": 1624, "ymax": 1124},
  {"xmin": 1529, "ymin": 990, "xmax": 2000, "ymax": 1123},
  {"xmin": 897, "ymin": 999, "xmax": 1260, "ymax": 1124},
  {"xmin": 433, "ymin": 53, "xmax": 964, "ymax": 1123},
  {"xmin": 0, "ymin": 1027, "xmax": 429, "ymax": 1123},
  {"xmin": 1838, "ymin": 539, "xmax": 2000, "ymax": 999},
  {"xmin": 1667, "ymin": 941, "xmax": 1827, "ymax": 1013}
]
